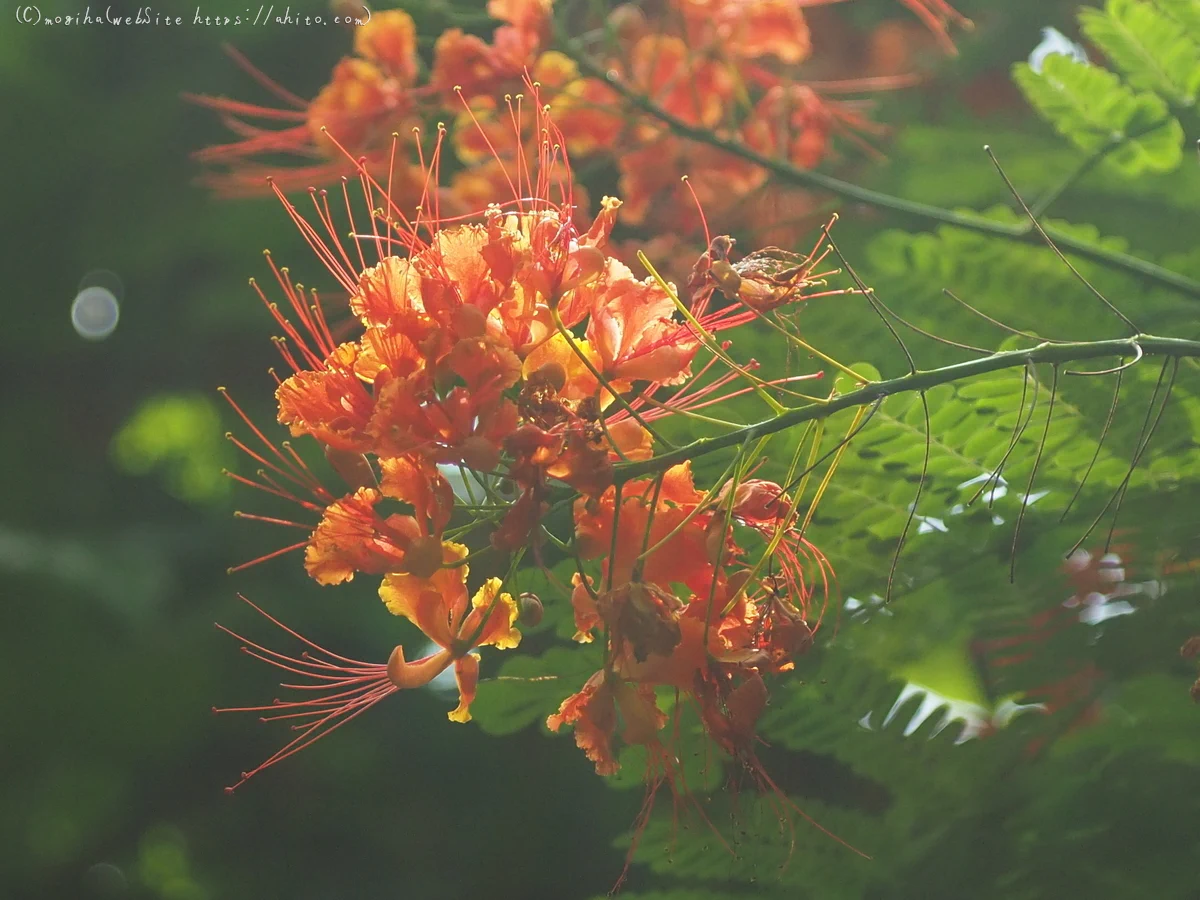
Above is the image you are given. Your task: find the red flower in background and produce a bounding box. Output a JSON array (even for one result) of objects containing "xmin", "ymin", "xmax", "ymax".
[{"xmin": 189, "ymin": 0, "xmax": 968, "ymax": 249}]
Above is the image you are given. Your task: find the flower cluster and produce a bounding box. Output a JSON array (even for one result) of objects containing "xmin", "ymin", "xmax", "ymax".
[
  {"xmin": 214, "ymin": 96, "xmax": 849, "ymax": 832},
  {"xmin": 190, "ymin": 0, "xmax": 967, "ymax": 247}
]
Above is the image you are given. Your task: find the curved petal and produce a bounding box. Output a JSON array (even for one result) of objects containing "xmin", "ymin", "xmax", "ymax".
[
  {"xmin": 459, "ymin": 577, "xmax": 522, "ymax": 650},
  {"xmin": 448, "ymin": 653, "xmax": 481, "ymax": 723}
]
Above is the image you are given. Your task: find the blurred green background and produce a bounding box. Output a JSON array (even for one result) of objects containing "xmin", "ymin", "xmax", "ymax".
[{"xmin": 3, "ymin": 1, "xmax": 1200, "ymax": 898}]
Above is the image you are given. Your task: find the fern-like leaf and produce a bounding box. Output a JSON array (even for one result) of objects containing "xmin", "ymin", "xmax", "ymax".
[
  {"xmin": 1013, "ymin": 54, "xmax": 1184, "ymax": 175},
  {"xmin": 1153, "ymin": 0, "xmax": 1200, "ymax": 34},
  {"xmin": 1080, "ymin": 0, "xmax": 1200, "ymax": 107}
]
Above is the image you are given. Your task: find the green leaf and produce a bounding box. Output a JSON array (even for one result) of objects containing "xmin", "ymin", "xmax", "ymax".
[
  {"xmin": 1013, "ymin": 54, "xmax": 1184, "ymax": 175},
  {"xmin": 470, "ymin": 645, "xmax": 600, "ymax": 736},
  {"xmin": 1081, "ymin": 0, "xmax": 1200, "ymax": 106},
  {"xmin": 834, "ymin": 362, "xmax": 882, "ymax": 396},
  {"xmin": 1153, "ymin": 0, "xmax": 1200, "ymax": 33}
]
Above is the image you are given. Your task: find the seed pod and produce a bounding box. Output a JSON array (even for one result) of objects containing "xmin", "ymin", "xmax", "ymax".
[{"xmin": 518, "ymin": 592, "xmax": 544, "ymax": 627}]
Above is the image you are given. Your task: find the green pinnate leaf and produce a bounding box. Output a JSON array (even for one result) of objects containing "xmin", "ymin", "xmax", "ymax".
[
  {"xmin": 1013, "ymin": 54, "xmax": 1184, "ymax": 174},
  {"xmin": 1081, "ymin": 0, "xmax": 1200, "ymax": 106},
  {"xmin": 471, "ymin": 645, "xmax": 600, "ymax": 736},
  {"xmin": 1153, "ymin": 0, "xmax": 1200, "ymax": 33}
]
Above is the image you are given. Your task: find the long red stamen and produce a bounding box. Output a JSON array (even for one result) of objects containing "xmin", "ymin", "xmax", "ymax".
[{"xmin": 214, "ymin": 596, "xmax": 397, "ymax": 792}]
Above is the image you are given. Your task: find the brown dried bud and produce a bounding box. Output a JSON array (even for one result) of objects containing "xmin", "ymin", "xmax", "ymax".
[
  {"xmin": 1180, "ymin": 635, "xmax": 1200, "ymax": 659},
  {"xmin": 710, "ymin": 260, "xmax": 743, "ymax": 299},
  {"xmin": 600, "ymin": 583, "xmax": 683, "ymax": 663},
  {"xmin": 518, "ymin": 592, "xmax": 544, "ymax": 627},
  {"xmin": 529, "ymin": 360, "xmax": 567, "ymax": 393}
]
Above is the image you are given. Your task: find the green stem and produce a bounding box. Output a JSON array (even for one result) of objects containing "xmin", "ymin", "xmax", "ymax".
[
  {"xmin": 612, "ymin": 335, "xmax": 1200, "ymax": 483},
  {"xmin": 1029, "ymin": 118, "xmax": 1172, "ymax": 220},
  {"xmin": 561, "ymin": 45, "xmax": 1200, "ymax": 301}
]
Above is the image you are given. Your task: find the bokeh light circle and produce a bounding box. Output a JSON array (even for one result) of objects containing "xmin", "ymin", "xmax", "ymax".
[{"xmin": 71, "ymin": 286, "xmax": 120, "ymax": 340}]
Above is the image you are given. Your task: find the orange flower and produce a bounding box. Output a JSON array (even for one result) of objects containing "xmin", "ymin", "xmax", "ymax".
[
  {"xmin": 354, "ymin": 8, "xmax": 419, "ymax": 84},
  {"xmin": 380, "ymin": 540, "xmax": 522, "ymax": 722},
  {"xmin": 585, "ymin": 259, "xmax": 700, "ymax": 386},
  {"xmin": 430, "ymin": 0, "xmax": 550, "ymax": 102},
  {"xmin": 306, "ymin": 10, "xmax": 422, "ymax": 149},
  {"xmin": 189, "ymin": 11, "xmax": 429, "ymax": 195},
  {"xmin": 616, "ymin": 135, "xmax": 764, "ymax": 229},
  {"xmin": 742, "ymin": 84, "xmax": 835, "ymax": 170},
  {"xmin": 574, "ymin": 463, "xmax": 718, "ymax": 596},
  {"xmin": 379, "ymin": 456, "xmax": 456, "ymax": 535},
  {"xmin": 546, "ymin": 669, "xmax": 666, "ymax": 775},
  {"xmin": 629, "ymin": 35, "xmax": 732, "ymax": 128},
  {"xmin": 675, "ymin": 0, "xmax": 811, "ymax": 64},
  {"xmin": 303, "ymin": 487, "xmax": 420, "ymax": 585},
  {"xmin": 276, "ymin": 342, "xmax": 376, "ymax": 453}
]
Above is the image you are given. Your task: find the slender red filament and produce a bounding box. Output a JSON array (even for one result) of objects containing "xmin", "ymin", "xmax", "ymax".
[{"xmin": 214, "ymin": 595, "xmax": 396, "ymax": 792}]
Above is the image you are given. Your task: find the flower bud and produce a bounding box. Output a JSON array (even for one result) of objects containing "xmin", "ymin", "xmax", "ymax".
[
  {"xmin": 518, "ymin": 592, "xmax": 544, "ymax": 627},
  {"xmin": 530, "ymin": 360, "xmax": 567, "ymax": 393},
  {"xmin": 607, "ymin": 3, "xmax": 647, "ymax": 43}
]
